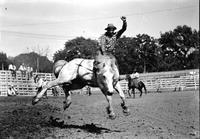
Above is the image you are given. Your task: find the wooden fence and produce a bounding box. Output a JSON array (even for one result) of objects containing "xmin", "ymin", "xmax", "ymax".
[
  {"xmin": 0, "ymin": 71, "xmax": 54, "ymax": 96},
  {"xmin": 120, "ymin": 69, "xmax": 199, "ymax": 93},
  {"xmin": 0, "ymin": 69, "xmax": 199, "ymax": 96}
]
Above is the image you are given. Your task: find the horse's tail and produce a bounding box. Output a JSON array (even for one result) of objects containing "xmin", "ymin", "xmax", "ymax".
[
  {"xmin": 53, "ymin": 60, "xmax": 67, "ymax": 78},
  {"xmin": 141, "ymin": 81, "xmax": 147, "ymax": 94}
]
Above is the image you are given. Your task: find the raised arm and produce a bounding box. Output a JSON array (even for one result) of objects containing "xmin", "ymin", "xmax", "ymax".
[{"xmin": 116, "ymin": 16, "xmax": 127, "ymax": 39}]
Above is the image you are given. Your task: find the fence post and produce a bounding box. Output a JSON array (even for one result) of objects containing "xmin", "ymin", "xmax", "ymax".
[{"xmin": 194, "ymin": 75, "xmax": 197, "ymax": 90}]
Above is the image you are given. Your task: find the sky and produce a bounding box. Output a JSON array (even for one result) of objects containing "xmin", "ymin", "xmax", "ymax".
[{"xmin": 0, "ymin": 0, "xmax": 199, "ymax": 61}]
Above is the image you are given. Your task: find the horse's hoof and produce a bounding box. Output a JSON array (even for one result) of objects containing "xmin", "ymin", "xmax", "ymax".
[
  {"xmin": 123, "ymin": 109, "xmax": 131, "ymax": 116},
  {"xmin": 63, "ymin": 101, "xmax": 72, "ymax": 110},
  {"xmin": 32, "ymin": 97, "xmax": 39, "ymax": 105},
  {"xmin": 32, "ymin": 100, "xmax": 37, "ymax": 105},
  {"xmin": 121, "ymin": 104, "xmax": 130, "ymax": 116},
  {"xmin": 106, "ymin": 107, "xmax": 116, "ymax": 120},
  {"xmin": 108, "ymin": 113, "xmax": 116, "ymax": 120}
]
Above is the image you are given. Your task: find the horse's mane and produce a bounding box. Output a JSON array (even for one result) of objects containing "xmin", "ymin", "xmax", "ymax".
[{"xmin": 96, "ymin": 54, "xmax": 112, "ymax": 64}]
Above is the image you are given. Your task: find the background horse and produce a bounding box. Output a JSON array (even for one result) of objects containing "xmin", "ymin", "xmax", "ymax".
[
  {"xmin": 32, "ymin": 54, "xmax": 130, "ymax": 119},
  {"xmin": 126, "ymin": 74, "xmax": 147, "ymax": 98}
]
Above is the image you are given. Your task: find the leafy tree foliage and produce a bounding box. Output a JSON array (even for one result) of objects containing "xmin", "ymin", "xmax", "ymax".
[
  {"xmin": 13, "ymin": 52, "xmax": 53, "ymax": 73},
  {"xmin": 52, "ymin": 25, "xmax": 198, "ymax": 73},
  {"xmin": 53, "ymin": 37, "xmax": 98, "ymax": 62},
  {"xmin": 159, "ymin": 25, "xmax": 199, "ymax": 71},
  {"xmin": 114, "ymin": 34, "xmax": 160, "ymax": 74},
  {"xmin": 1, "ymin": 25, "xmax": 198, "ymax": 73},
  {"xmin": 134, "ymin": 34, "xmax": 159, "ymax": 72},
  {"xmin": 0, "ymin": 52, "xmax": 9, "ymax": 70}
]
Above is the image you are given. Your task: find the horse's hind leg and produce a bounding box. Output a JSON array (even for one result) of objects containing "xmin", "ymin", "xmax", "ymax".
[
  {"xmin": 128, "ymin": 88, "xmax": 132, "ymax": 98},
  {"xmin": 62, "ymin": 85, "xmax": 72, "ymax": 110},
  {"xmin": 143, "ymin": 85, "xmax": 147, "ymax": 94},
  {"xmin": 139, "ymin": 89, "xmax": 143, "ymax": 97},
  {"xmin": 114, "ymin": 82, "xmax": 130, "ymax": 116},
  {"xmin": 32, "ymin": 79, "xmax": 59, "ymax": 105}
]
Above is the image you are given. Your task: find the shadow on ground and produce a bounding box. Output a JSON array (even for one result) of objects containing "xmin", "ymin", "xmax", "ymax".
[{"xmin": 49, "ymin": 116, "xmax": 122, "ymax": 134}]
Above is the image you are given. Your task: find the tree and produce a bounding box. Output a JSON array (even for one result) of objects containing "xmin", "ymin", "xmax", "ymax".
[
  {"xmin": 134, "ymin": 34, "xmax": 159, "ymax": 73},
  {"xmin": 13, "ymin": 52, "xmax": 53, "ymax": 73},
  {"xmin": 52, "ymin": 25, "xmax": 199, "ymax": 73},
  {"xmin": 159, "ymin": 25, "xmax": 199, "ymax": 70},
  {"xmin": 115, "ymin": 35, "xmax": 159, "ymax": 73},
  {"xmin": 115, "ymin": 36, "xmax": 138, "ymax": 74},
  {"xmin": 0, "ymin": 52, "xmax": 9, "ymax": 70},
  {"xmin": 53, "ymin": 37, "xmax": 98, "ymax": 62}
]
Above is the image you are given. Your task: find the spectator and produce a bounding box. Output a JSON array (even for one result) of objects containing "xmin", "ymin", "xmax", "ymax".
[
  {"xmin": 8, "ymin": 63, "xmax": 17, "ymax": 79},
  {"xmin": 7, "ymin": 85, "xmax": 18, "ymax": 96},
  {"xmin": 27, "ymin": 66, "xmax": 33, "ymax": 80},
  {"xmin": 86, "ymin": 86, "xmax": 92, "ymax": 96},
  {"xmin": 19, "ymin": 63, "xmax": 27, "ymax": 78}
]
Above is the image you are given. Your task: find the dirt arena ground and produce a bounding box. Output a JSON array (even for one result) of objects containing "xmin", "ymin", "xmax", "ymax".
[{"xmin": 0, "ymin": 90, "xmax": 199, "ymax": 139}]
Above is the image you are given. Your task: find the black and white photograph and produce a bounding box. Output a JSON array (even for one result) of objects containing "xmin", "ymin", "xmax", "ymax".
[{"xmin": 0, "ymin": 0, "xmax": 199, "ymax": 138}]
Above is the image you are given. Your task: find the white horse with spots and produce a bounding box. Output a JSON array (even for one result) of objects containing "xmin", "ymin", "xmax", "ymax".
[{"xmin": 32, "ymin": 55, "xmax": 130, "ymax": 119}]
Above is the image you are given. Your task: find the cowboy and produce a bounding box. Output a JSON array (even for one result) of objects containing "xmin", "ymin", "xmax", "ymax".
[
  {"xmin": 94, "ymin": 16, "xmax": 127, "ymax": 74},
  {"xmin": 98, "ymin": 16, "xmax": 127, "ymax": 55},
  {"xmin": 131, "ymin": 69, "xmax": 140, "ymax": 79}
]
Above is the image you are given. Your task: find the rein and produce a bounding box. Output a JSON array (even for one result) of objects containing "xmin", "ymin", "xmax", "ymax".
[{"xmin": 75, "ymin": 59, "xmax": 93, "ymax": 73}]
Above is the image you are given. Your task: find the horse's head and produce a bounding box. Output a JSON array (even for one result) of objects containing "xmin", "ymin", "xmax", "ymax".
[
  {"xmin": 96, "ymin": 59, "xmax": 116, "ymax": 94},
  {"xmin": 126, "ymin": 74, "xmax": 131, "ymax": 81}
]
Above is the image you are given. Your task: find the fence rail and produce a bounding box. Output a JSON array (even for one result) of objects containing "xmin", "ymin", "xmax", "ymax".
[
  {"xmin": 119, "ymin": 69, "xmax": 199, "ymax": 93},
  {"xmin": 0, "ymin": 69, "xmax": 199, "ymax": 96}
]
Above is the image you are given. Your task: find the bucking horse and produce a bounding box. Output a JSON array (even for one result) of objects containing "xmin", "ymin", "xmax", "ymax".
[{"xmin": 32, "ymin": 54, "xmax": 130, "ymax": 119}]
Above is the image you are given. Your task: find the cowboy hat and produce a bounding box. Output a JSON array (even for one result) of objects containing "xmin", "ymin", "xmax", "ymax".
[{"xmin": 105, "ymin": 24, "xmax": 117, "ymax": 30}]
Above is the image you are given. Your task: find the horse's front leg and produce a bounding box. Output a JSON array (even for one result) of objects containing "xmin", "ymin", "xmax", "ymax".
[
  {"xmin": 105, "ymin": 94, "xmax": 116, "ymax": 119},
  {"xmin": 114, "ymin": 82, "xmax": 130, "ymax": 116},
  {"xmin": 139, "ymin": 89, "xmax": 143, "ymax": 97},
  {"xmin": 128, "ymin": 88, "xmax": 132, "ymax": 98},
  {"xmin": 132, "ymin": 88, "xmax": 135, "ymax": 99}
]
